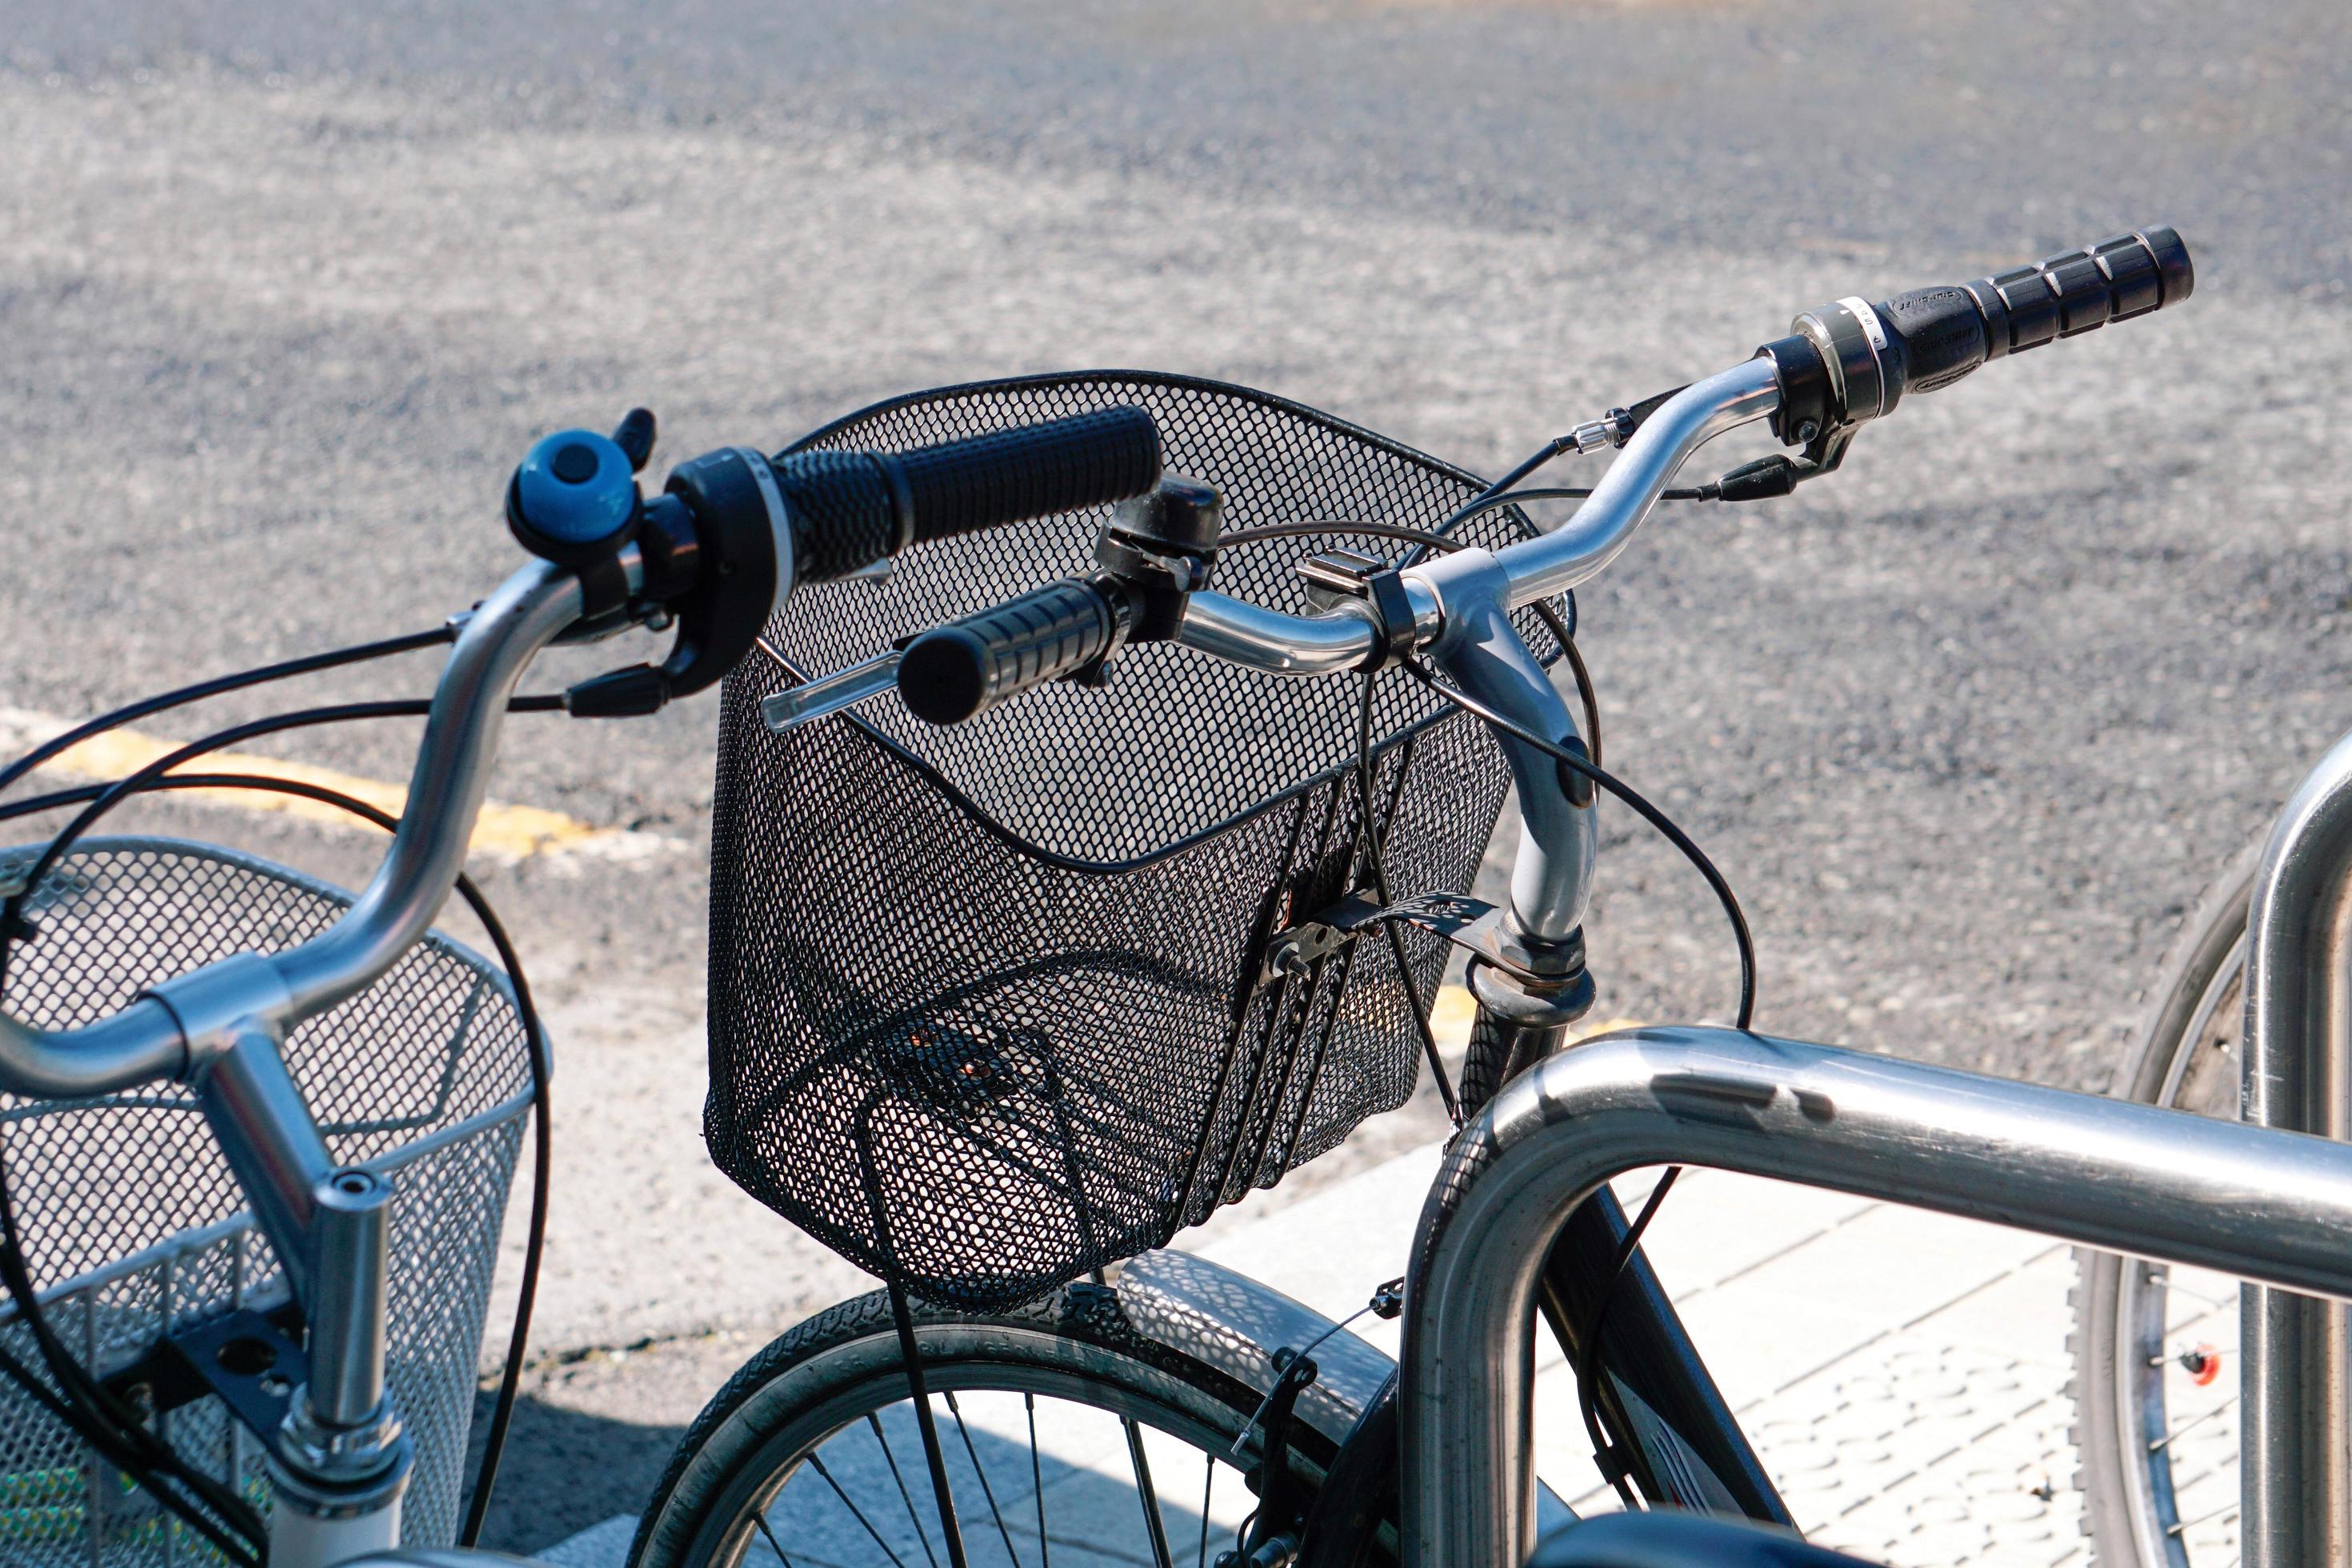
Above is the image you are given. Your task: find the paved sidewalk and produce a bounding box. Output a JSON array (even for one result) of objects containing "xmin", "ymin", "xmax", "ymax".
[
  {"xmin": 546, "ymin": 1137, "xmax": 2102, "ymax": 1568},
  {"xmin": 1201, "ymin": 1147, "xmax": 2092, "ymax": 1567}
]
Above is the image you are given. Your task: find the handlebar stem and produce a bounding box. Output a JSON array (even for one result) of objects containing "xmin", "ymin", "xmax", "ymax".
[
  {"xmin": 196, "ymin": 1020, "xmax": 334, "ymax": 1305},
  {"xmin": 1416, "ymin": 548, "xmax": 1596, "ymax": 943}
]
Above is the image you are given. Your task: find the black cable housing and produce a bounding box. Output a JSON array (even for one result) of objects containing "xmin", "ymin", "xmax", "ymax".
[
  {"xmin": 1398, "ymin": 657, "xmax": 1758, "ymax": 1510},
  {"xmin": 0, "ymin": 627, "xmax": 454, "ymax": 798}
]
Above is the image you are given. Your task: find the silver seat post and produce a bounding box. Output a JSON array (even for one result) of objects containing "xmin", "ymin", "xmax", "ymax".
[{"xmin": 2241, "ymin": 724, "xmax": 2352, "ymax": 1568}]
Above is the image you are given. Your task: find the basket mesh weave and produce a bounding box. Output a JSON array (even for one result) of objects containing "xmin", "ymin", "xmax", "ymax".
[
  {"xmin": 707, "ymin": 372, "xmax": 1558, "ymax": 1310},
  {"xmin": 0, "ymin": 838, "xmax": 534, "ymax": 1562}
]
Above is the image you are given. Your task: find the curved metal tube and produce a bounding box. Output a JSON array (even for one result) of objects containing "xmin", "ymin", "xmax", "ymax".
[
  {"xmin": 0, "ymin": 561, "xmax": 585, "ymax": 1100},
  {"xmin": 2242, "ymin": 721, "xmax": 2352, "ymax": 1568},
  {"xmin": 272, "ymin": 562, "xmax": 580, "ymax": 1019},
  {"xmin": 1486, "ymin": 358, "xmax": 1784, "ymax": 606},
  {"xmin": 0, "ymin": 999, "xmax": 188, "ymax": 1098},
  {"xmin": 1414, "ymin": 548, "xmax": 1595, "ymax": 940},
  {"xmin": 1171, "ymin": 360, "xmax": 1782, "ymax": 680},
  {"xmin": 1401, "ymin": 1026, "xmax": 2352, "ymax": 1568},
  {"xmin": 1176, "ymin": 590, "xmax": 1378, "ymax": 674}
]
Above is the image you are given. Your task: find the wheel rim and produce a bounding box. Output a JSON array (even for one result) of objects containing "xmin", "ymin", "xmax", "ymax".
[
  {"xmin": 2110, "ymin": 936, "xmax": 2244, "ymax": 1566},
  {"xmin": 692, "ymin": 1361, "xmax": 1286, "ymax": 1568}
]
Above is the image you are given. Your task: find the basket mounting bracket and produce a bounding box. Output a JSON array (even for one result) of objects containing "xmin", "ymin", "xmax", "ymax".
[
  {"xmin": 1265, "ymin": 891, "xmax": 1567, "ymax": 986},
  {"xmin": 104, "ymin": 1301, "xmax": 305, "ymax": 1445}
]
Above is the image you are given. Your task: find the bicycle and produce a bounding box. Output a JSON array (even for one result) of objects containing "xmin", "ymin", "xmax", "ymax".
[{"xmin": 2, "ymin": 222, "xmax": 2340, "ymax": 1568}]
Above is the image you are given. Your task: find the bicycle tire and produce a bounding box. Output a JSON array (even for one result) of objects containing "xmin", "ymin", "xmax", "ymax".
[
  {"xmin": 627, "ymin": 1281, "xmax": 1382, "ymax": 1568},
  {"xmin": 2070, "ymin": 838, "xmax": 2262, "ymax": 1566}
]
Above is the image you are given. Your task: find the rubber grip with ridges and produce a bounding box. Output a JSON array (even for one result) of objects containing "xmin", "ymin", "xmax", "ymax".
[
  {"xmin": 1869, "ymin": 226, "xmax": 2194, "ymax": 398},
  {"xmin": 897, "ymin": 578, "xmax": 1119, "ymax": 725},
  {"xmin": 769, "ymin": 447, "xmax": 898, "ymax": 582},
  {"xmin": 890, "ymin": 406, "xmax": 1163, "ymax": 549},
  {"xmin": 771, "ymin": 406, "xmax": 1164, "ymax": 583}
]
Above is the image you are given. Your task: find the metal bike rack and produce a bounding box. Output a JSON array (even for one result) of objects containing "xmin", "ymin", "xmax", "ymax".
[
  {"xmin": 2244, "ymin": 722, "xmax": 2352, "ymax": 1568},
  {"xmin": 1399, "ymin": 1026, "xmax": 2352, "ymax": 1568}
]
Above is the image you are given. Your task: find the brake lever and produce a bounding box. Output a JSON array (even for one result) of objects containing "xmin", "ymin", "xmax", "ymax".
[{"xmin": 761, "ymin": 650, "xmax": 904, "ymax": 734}]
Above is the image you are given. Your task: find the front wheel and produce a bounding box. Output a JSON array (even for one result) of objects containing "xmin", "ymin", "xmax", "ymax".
[
  {"xmin": 2070, "ymin": 844, "xmax": 2258, "ymax": 1566},
  {"xmin": 628, "ymin": 1282, "xmax": 1362, "ymax": 1568}
]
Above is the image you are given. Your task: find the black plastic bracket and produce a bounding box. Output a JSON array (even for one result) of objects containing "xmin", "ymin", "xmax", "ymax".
[
  {"xmin": 1234, "ymin": 1350, "xmax": 1320, "ymax": 1566},
  {"xmin": 1753, "ymin": 332, "xmax": 1861, "ymax": 477},
  {"xmin": 1363, "ymin": 570, "xmax": 1418, "ymax": 670},
  {"xmin": 105, "ymin": 1304, "xmax": 305, "ymax": 1450}
]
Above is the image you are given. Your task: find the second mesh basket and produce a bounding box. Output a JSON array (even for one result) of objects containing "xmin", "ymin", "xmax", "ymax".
[{"xmin": 706, "ymin": 371, "xmax": 1561, "ymax": 1309}]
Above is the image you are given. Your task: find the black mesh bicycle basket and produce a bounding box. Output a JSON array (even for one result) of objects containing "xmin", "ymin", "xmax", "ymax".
[{"xmin": 707, "ymin": 371, "xmax": 1561, "ymax": 1310}]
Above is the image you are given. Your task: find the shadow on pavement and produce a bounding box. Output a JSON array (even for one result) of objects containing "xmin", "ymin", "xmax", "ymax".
[{"xmin": 462, "ymin": 1389, "xmax": 686, "ymax": 1556}]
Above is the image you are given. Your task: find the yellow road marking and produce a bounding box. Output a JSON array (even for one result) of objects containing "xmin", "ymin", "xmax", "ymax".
[
  {"xmin": 0, "ymin": 708, "xmax": 685, "ymax": 864},
  {"xmin": 1429, "ymin": 982, "xmax": 1642, "ymax": 1049},
  {"xmin": 1431, "ymin": 982, "xmax": 1480, "ymax": 1045}
]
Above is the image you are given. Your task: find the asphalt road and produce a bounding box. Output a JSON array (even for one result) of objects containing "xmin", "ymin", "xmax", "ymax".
[{"xmin": 3, "ymin": 0, "xmax": 2349, "ymax": 1550}]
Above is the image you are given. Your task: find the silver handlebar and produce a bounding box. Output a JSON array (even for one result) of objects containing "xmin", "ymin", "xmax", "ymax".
[
  {"xmin": 0, "ymin": 558, "xmax": 598, "ymax": 1098},
  {"xmin": 1174, "ymin": 357, "xmax": 1786, "ymax": 673},
  {"xmin": 1486, "ymin": 357, "xmax": 1782, "ymax": 605},
  {"xmin": 273, "ymin": 563, "xmax": 583, "ymax": 1019},
  {"xmin": 0, "ymin": 354, "xmax": 1785, "ymax": 1101}
]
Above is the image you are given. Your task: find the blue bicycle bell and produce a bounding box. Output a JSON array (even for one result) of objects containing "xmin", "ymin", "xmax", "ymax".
[{"xmin": 506, "ymin": 425, "xmax": 641, "ymax": 569}]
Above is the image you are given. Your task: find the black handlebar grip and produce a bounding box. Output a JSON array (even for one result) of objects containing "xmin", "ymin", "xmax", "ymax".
[
  {"xmin": 1874, "ymin": 226, "xmax": 2194, "ymax": 398},
  {"xmin": 892, "ymin": 406, "xmax": 1162, "ymax": 549},
  {"xmin": 897, "ymin": 578, "xmax": 1123, "ymax": 725},
  {"xmin": 773, "ymin": 406, "xmax": 1163, "ymax": 583}
]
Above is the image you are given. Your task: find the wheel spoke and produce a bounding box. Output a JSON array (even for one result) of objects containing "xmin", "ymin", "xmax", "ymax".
[
  {"xmin": 1196, "ymin": 1452, "xmax": 1214, "ymax": 1568},
  {"xmin": 2150, "ymin": 1393, "xmax": 2238, "ymax": 1453},
  {"xmin": 945, "ymin": 1391, "xmax": 1023, "ymax": 1568},
  {"xmin": 1121, "ymin": 1415, "xmax": 1176, "ymax": 1568},
  {"xmin": 754, "ymin": 1510, "xmax": 799, "ymax": 1568},
  {"xmin": 809, "ymin": 1453, "xmax": 914, "ymax": 1568},
  {"xmin": 2170, "ymin": 1501, "xmax": 2240, "ymax": 1537},
  {"xmin": 869, "ymin": 1412, "xmax": 944, "ymax": 1568},
  {"xmin": 1027, "ymin": 1392, "xmax": 1051, "ymax": 1568}
]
